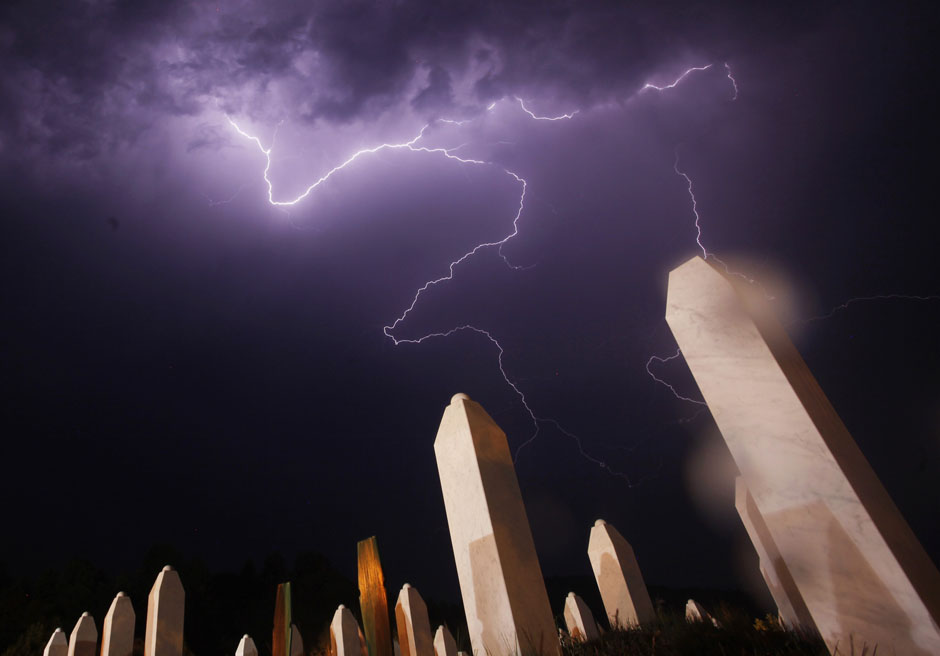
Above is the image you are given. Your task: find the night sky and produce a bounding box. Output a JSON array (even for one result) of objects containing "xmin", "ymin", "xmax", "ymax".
[{"xmin": 2, "ymin": 0, "xmax": 939, "ymax": 612}]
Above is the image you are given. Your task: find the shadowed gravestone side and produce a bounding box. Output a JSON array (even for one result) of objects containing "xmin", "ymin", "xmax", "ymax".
[
  {"xmin": 665, "ymin": 255, "xmax": 940, "ymax": 654},
  {"xmin": 434, "ymin": 393, "xmax": 560, "ymax": 656}
]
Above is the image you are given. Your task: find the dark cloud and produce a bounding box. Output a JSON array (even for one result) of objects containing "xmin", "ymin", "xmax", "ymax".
[{"xmin": 0, "ymin": 0, "xmax": 835, "ymax": 166}]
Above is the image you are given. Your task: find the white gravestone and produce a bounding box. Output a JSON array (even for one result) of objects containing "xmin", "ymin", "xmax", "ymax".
[
  {"xmin": 144, "ymin": 566, "xmax": 185, "ymax": 656},
  {"xmin": 665, "ymin": 255, "xmax": 940, "ymax": 654},
  {"xmin": 102, "ymin": 593, "xmax": 135, "ymax": 656},
  {"xmin": 587, "ymin": 520, "xmax": 655, "ymax": 627},
  {"xmin": 434, "ymin": 394, "xmax": 559, "ymax": 656},
  {"xmin": 394, "ymin": 584, "xmax": 433, "ymax": 656},
  {"xmin": 563, "ymin": 593, "xmax": 600, "ymax": 641}
]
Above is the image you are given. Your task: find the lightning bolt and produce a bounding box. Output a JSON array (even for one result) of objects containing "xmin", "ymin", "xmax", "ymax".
[
  {"xmin": 645, "ymin": 348, "xmax": 707, "ymax": 406},
  {"xmin": 515, "ymin": 97, "xmax": 579, "ymax": 121},
  {"xmin": 796, "ymin": 294, "xmax": 940, "ymax": 325},
  {"xmin": 226, "ymin": 63, "xmax": 730, "ymax": 482},
  {"xmin": 724, "ymin": 62, "xmax": 739, "ymax": 100}
]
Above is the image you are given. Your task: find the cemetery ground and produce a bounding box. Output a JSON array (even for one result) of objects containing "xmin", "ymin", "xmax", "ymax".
[{"xmin": 0, "ymin": 550, "xmax": 828, "ymax": 656}]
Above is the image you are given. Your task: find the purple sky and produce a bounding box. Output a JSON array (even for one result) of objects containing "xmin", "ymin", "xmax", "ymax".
[{"xmin": 2, "ymin": 0, "xmax": 939, "ymax": 613}]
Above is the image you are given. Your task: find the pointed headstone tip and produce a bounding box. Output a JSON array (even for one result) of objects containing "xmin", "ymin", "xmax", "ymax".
[
  {"xmin": 403, "ymin": 582, "xmax": 411, "ymax": 589},
  {"xmin": 116, "ymin": 591, "xmax": 126, "ymax": 597},
  {"xmin": 243, "ymin": 634, "xmax": 250, "ymax": 640},
  {"xmin": 81, "ymin": 611, "xmax": 90, "ymax": 617},
  {"xmin": 594, "ymin": 519, "xmax": 606, "ymax": 527},
  {"xmin": 162, "ymin": 565, "xmax": 173, "ymax": 572},
  {"xmin": 450, "ymin": 393, "xmax": 471, "ymax": 404}
]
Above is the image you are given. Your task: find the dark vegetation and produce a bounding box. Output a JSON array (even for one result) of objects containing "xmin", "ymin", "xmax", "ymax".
[{"xmin": 558, "ymin": 610, "xmax": 827, "ymax": 656}]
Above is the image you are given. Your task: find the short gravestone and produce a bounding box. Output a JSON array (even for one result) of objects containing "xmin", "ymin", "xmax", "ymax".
[
  {"xmin": 685, "ymin": 599, "xmax": 716, "ymax": 626},
  {"xmin": 735, "ymin": 477, "xmax": 817, "ymax": 632},
  {"xmin": 431, "ymin": 626, "xmax": 455, "ymax": 656},
  {"xmin": 587, "ymin": 520, "xmax": 655, "ymax": 627},
  {"xmin": 330, "ymin": 605, "xmax": 362, "ymax": 656},
  {"xmin": 434, "ymin": 393, "xmax": 559, "ymax": 656},
  {"xmin": 68, "ymin": 612, "xmax": 97, "ymax": 656},
  {"xmin": 394, "ymin": 584, "xmax": 433, "ymax": 656},
  {"xmin": 43, "ymin": 628, "xmax": 67, "ymax": 656},
  {"xmin": 235, "ymin": 635, "xmax": 257, "ymax": 656},
  {"xmin": 665, "ymin": 255, "xmax": 940, "ymax": 653},
  {"xmin": 144, "ymin": 566, "xmax": 184, "ymax": 656},
  {"xmin": 563, "ymin": 593, "xmax": 599, "ymax": 641},
  {"xmin": 102, "ymin": 593, "xmax": 135, "ymax": 656}
]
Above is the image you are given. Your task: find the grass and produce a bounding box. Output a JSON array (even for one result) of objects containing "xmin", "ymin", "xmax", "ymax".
[{"xmin": 559, "ymin": 609, "xmax": 828, "ymax": 656}]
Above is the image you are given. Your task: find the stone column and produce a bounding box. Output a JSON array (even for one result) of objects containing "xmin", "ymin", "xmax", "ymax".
[
  {"xmin": 562, "ymin": 593, "xmax": 599, "ymax": 641},
  {"xmin": 272, "ymin": 583, "xmax": 292, "ymax": 656},
  {"xmin": 587, "ymin": 520, "xmax": 655, "ymax": 627},
  {"xmin": 43, "ymin": 628, "xmax": 67, "ymax": 656},
  {"xmin": 735, "ymin": 477, "xmax": 817, "ymax": 632},
  {"xmin": 665, "ymin": 255, "xmax": 940, "ymax": 654},
  {"xmin": 394, "ymin": 584, "xmax": 433, "ymax": 656},
  {"xmin": 434, "ymin": 393, "xmax": 559, "ymax": 656},
  {"xmin": 330, "ymin": 606, "xmax": 362, "ymax": 656},
  {"xmin": 101, "ymin": 593, "xmax": 135, "ymax": 656},
  {"xmin": 358, "ymin": 537, "xmax": 392, "ymax": 656},
  {"xmin": 431, "ymin": 626, "xmax": 455, "ymax": 656},
  {"xmin": 144, "ymin": 566, "xmax": 184, "ymax": 656},
  {"xmin": 68, "ymin": 613, "xmax": 97, "ymax": 656},
  {"xmin": 235, "ymin": 635, "xmax": 257, "ymax": 656}
]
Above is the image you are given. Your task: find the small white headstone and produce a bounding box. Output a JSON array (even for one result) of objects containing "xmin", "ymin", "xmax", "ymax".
[
  {"xmin": 330, "ymin": 605, "xmax": 362, "ymax": 656},
  {"xmin": 394, "ymin": 584, "xmax": 433, "ymax": 656},
  {"xmin": 102, "ymin": 593, "xmax": 135, "ymax": 656},
  {"xmin": 43, "ymin": 628, "xmax": 68, "ymax": 656},
  {"xmin": 431, "ymin": 626, "xmax": 456, "ymax": 656},
  {"xmin": 563, "ymin": 592, "xmax": 599, "ymax": 641},
  {"xmin": 685, "ymin": 599, "xmax": 718, "ymax": 627},
  {"xmin": 587, "ymin": 520, "xmax": 655, "ymax": 627},
  {"xmin": 235, "ymin": 635, "xmax": 257, "ymax": 656},
  {"xmin": 68, "ymin": 612, "xmax": 97, "ymax": 656}
]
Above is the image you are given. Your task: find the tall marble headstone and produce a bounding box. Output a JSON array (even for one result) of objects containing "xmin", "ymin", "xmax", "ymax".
[
  {"xmin": 101, "ymin": 593, "xmax": 135, "ymax": 656},
  {"xmin": 43, "ymin": 629, "xmax": 67, "ymax": 656},
  {"xmin": 587, "ymin": 520, "xmax": 655, "ymax": 627},
  {"xmin": 144, "ymin": 566, "xmax": 184, "ymax": 656},
  {"xmin": 68, "ymin": 613, "xmax": 97, "ymax": 656},
  {"xmin": 431, "ymin": 627, "xmax": 455, "ymax": 656},
  {"xmin": 434, "ymin": 393, "xmax": 559, "ymax": 656},
  {"xmin": 330, "ymin": 606, "xmax": 362, "ymax": 656},
  {"xmin": 358, "ymin": 537, "xmax": 392, "ymax": 656},
  {"xmin": 235, "ymin": 635, "xmax": 257, "ymax": 656},
  {"xmin": 562, "ymin": 593, "xmax": 599, "ymax": 642},
  {"xmin": 735, "ymin": 477, "xmax": 817, "ymax": 632},
  {"xmin": 394, "ymin": 584, "xmax": 433, "ymax": 656},
  {"xmin": 665, "ymin": 255, "xmax": 940, "ymax": 654}
]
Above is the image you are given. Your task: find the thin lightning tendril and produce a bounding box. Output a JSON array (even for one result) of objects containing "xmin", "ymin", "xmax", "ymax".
[{"xmin": 227, "ymin": 63, "xmax": 729, "ymax": 483}]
